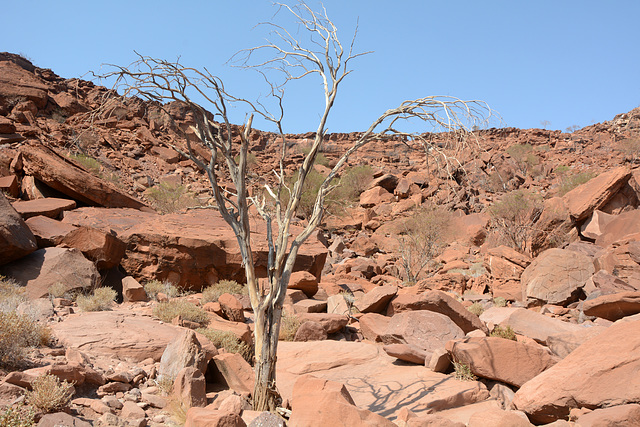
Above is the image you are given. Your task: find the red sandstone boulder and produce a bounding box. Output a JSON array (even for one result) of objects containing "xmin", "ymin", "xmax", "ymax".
[
  {"xmin": 0, "ymin": 174, "xmax": 19, "ymax": 197},
  {"xmin": 582, "ymin": 291, "xmax": 640, "ymax": 321},
  {"xmin": 25, "ymin": 215, "xmax": 77, "ymax": 247},
  {"xmin": 575, "ymin": 404, "xmax": 640, "ymax": 427},
  {"xmin": 594, "ymin": 241, "xmax": 640, "ymax": 290},
  {"xmin": 512, "ymin": 318, "xmax": 640, "ymax": 423},
  {"xmin": 358, "ymin": 313, "xmax": 390, "ymax": 342},
  {"xmin": 359, "ymin": 186, "xmax": 394, "ymax": 208},
  {"xmin": 288, "ymin": 375, "xmax": 396, "ymax": 427},
  {"xmin": 0, "ymin": 58, "xmax": 49, "ymax": 109},
  {"xmin": 185, "ymin": 407, "xmax": 247, "ymax": 427},
  {"xmin": 11, "ymin": 197, "xmax": 76, "ymax": 219},
  {"xmin": 20, "ymin": 144, "xmax": 147, "ymax": 209},
  {"xmin": 381, "ymin": 310, "xmax": 464, "ymax": 362},
  {"xmin": 355, "ymin": 284, "xmax": 397, "ymax": 313},
  {"xmin": 446, "ymin": 337, "xmax": 558, "ymax": 387},
  {"xmin": 294, "ymin": 320, "xmax": 328, "ymax": 341},
  {"xmin": 288, "ymin": 270, "xmax": 319, "ymax": 297},
  {"xmin": 212, "ymin": 352, "xmax": 255, "ymax": 395},
  {"xmin": 63, "ymin": 207, "xmax": 327, "ymax": 290},
  {"xmin": 499, "ymin": 308, "xmax": 586, "ymax": 345},
  {"xmin": 174, "ymin": 367, "xmax": 207, "ymax": 408},
  {"xmin": 0, "ymin": 191, "xmax": 37, "ymax": 264},
  {"xmin": 521, "ymin": 248, "xmax": 595, "ymax": 305},
  {"xmin": 121, "ymin": 276, "xmax": 148, "ymax": 302},
  {"xmin": 218, "ymin": 293, "xmax": 245, "ymax": 322},
  {"xmin": 595, "ymin": 208, "xmax": 640, "ymax": 247},
  {"xmin": 0, "ymin": 247, "xmax": 98, "ymax": 299},
  {"xmin": 59, "ymin": 226, "xmax": 126, "ymax": 270},
  {"xmin": 562, "ymin": 166, "xmax": 631, "ymax": 222},
  {"xmin": 388, "ymin": 290, "xmax": 487, "ymax": 334}
]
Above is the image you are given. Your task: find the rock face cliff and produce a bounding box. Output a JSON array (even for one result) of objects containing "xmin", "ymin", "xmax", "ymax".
[{"xmin": 1, "ymin": 52, "xmax": 640, "ymax": 425}]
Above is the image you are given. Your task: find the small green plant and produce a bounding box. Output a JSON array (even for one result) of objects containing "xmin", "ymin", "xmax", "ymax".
[
  {"xmin": 76, "ymin": 287, "xmax": 117, "ymax": 312},
  {"xmin": 145, "ymin": 181, "xmax": 200, "ymax": 214},
  {"xmin": 558, "ymin": 171, "xmax": 595, "ymax": 196},
  {"xmin": 490, "ymin": 325, "xmax": 517, "ymax": 341},
  {"xmin": 278, "ymin": 312, "xmax": 302, "ymax": 342},
  {"xmin": 299, "ymin": 145, "xmax": 330, "ymax": 167},
  {"xmin": 452, "ymin": 360, "xmax": 477, "ymax": 381},
  {"xmin": 554, "ymin": 165, "xmax": 570, "ymax": 175},
  {"xmin": 144, "ymin": 280, "xmax": 181, "ymax": 300},
  {"xmin": 201, "ymin": 280, "xmax": 246, "ymax": 304},
  {"xmin": 69, "ymin": 152, "xmax": 102, "ymax": 175},
  {"xmin": 0, "ymin": 404, "xmax": 36, "ymax": 427},
  {"xmin": 196, "ymin": 328, "xmax": 253, "ymax": 363},
  {"xmin": 25, "ymin": 374, "xmax": 74, "ymax": 414},
  {"xmin": 492, "ymin": 296, "xmax": 507, "ymax": 308},
  {"xmin": 467, "ymin": 302, "xmax": 485, "ymax": 317},
  {"xmin": 152, "ymin": 300, "xmax": 209, "ymax": 326}
]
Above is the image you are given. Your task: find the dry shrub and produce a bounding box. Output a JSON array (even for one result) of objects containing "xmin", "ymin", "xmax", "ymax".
[
  {"xmin": 467, "ymin": 302, "xmax": 484, "ymax": 317},
  {"xmin": 490, "ymin": 325, "xmax": 517, "ymax": 341},
  {"xmin": 69, "ymin": 152, "xmax": 101, "ymax": 175},
  {"xmin": 201, "ymin": 280, "xmax": 246, "ymax": 304},
  {"xmin": 558, "ymin": 171, "xmax": 595, "ymax": 196},
  {"xmin": 25, "ymin": 374, "xmax": 74, "ymax": 414},
  {"xmin": 397, "ymin": 206, "xmax": 451, "ymax": 285},
  {"xmin": 0, "ymin": 404, "xmax": 35, "ymax": 427},
  {"xmin": 153, "ymin": 300, "xmax": 209, "ymax": 326},
  {"xmin": 0, "ymin": 312, "xmax": 50, "ymax": 368},
  {"xmin": 492, "ymin": 296, "xmax": 507, "ymax": 307},
  {"xmin": 278, "ymin": 312, "xmax": 302, "ymax": 342},
  {"xmin": 165, "ymin": 397, "xmax": 189, "ymax": 426},
  {"xmin": 145, "ymin": 182, "xmax": 200, "ymax": 214},
  {"xmin": 144, "ymin": 280, "xmax": 180, "ymax": 300},
  {"xmin": 506, "ymin": 143, "xmax": 540, "ymax": 176},
  {"xmin": 47, "ymin": 282, "xmax": 67, "ymax": 299},
  {"xmin": 489, "ymin": 189, "xmax": 542, "ymax": 255},
  {"xmin": 0, "ymin": 276, "xmax": 51, "ymax": 368},
  {"xmin": 196, "ymin": 328, "xmax": 253, "ymax": 363},
  {"xmin": 76, "ymin": 287, "xmax": 117, "ymax": 312}
]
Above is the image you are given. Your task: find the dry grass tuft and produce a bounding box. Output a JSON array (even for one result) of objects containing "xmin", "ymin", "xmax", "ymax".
[
  {"xmin": 25, "ymin": 374, "xmax": 74, "ymax": 414},
  {"xmin": 76, "ymin": 287, "xmax": 117, "ymax": 312},
  {"xmin": 153, "ymin": 300, "xmax": 209, "ymax": 326},
  {"xmin": 201, "ymin": 280, "xmax": 246, "ymax": 304},
  {"xmin": 278, "ymin": 312, "xmax": 302, "ymax": 342}
]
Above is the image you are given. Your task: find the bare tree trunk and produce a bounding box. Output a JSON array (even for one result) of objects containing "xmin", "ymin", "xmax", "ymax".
[{"xmin": 252, "ymin": 296, "xmax": 284, "ymax": 411}]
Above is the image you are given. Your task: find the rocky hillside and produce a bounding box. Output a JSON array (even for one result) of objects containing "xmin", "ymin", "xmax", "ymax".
[{"xmin": 1, "ymin": 51, "xmax": 640, "ymax": 426}]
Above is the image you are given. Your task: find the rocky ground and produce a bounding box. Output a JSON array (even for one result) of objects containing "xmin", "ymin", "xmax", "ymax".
[{"xmin": 1, "ymin": 51, "xmax": 640, "ymax": 426}]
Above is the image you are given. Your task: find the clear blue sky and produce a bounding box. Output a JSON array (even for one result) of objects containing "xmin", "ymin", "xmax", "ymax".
[{"xmin": 5, "ymin": 1, "xmax": 639, "ymax": 134}]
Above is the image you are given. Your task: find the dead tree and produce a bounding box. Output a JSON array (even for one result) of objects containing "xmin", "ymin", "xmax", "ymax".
[{"xmin": 94, "ymin": 1, "xmax": 494, "ymax": 412}]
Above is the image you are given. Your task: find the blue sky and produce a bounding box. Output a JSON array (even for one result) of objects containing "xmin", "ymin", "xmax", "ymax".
[{"xmin": 5, "ymin": 1, "xmax": 639, "ymax": 134}]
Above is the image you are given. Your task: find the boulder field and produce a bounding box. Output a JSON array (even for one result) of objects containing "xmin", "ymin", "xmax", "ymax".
[{"xmin": 2, "ymin": 52, "xmax": 640, "ymax": 425}]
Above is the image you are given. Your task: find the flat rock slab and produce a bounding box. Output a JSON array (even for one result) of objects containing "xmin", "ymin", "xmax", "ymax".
[
  {"xmin": 52, "ymin": 309, "xmax": 184, "ymax": 362},
  {"xmin": 513, "ymin": 318, "xmax": 640, "ymax": 424},
  {"xmin": 25, "ymin": 215, "xmax": 78, "ymax": 246},
  {"xmin": 277, "ymin": 340, "xmax": 489, "ymax": 420},
  {"xmin": 0, "ymin": 192, "xmax": 37, "ymax": 264},
  {"xmin": 12, "ymin": 197, "xmax": 76, "ymax": 219},
  {"xmin": 583, "ymin": 291, "xmax": 640, "ymax": 321}
]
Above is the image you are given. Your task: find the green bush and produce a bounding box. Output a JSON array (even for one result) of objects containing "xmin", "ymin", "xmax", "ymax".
[
  {"xmin": 145, "ymin": 181, "xmax": 200, "ymax": 214},
  {"xmin": 506, "ymin": 143, "xmax": 540, "ymax": 176},
  {"xmin": 76, "ymin": 287, "xmax": 117, "ymax": 312},
  {"xmin": 153, "ymin": 300, "xmax": 209, "ymax": 326},
  {"xmin": 196, "ymin": 328, "xmax": 252, "ymax": 363},
  {"xmin": 490, "ymin": 325, "xmax": 517, "ymax": 341},
  {"xmin": 144, "ymin": 280, "xmax": 181, "ymax": 300},
  {"xmin": 25, "ymin": 374, "xmax": 74, "ymax": 414},
  {"xmin": 201, "ymin": 280, "xmax": 246, "ymax": 304},
  {"xmin": 278, "ymin": 312, "xmax": 302, "ymax": 341}
]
